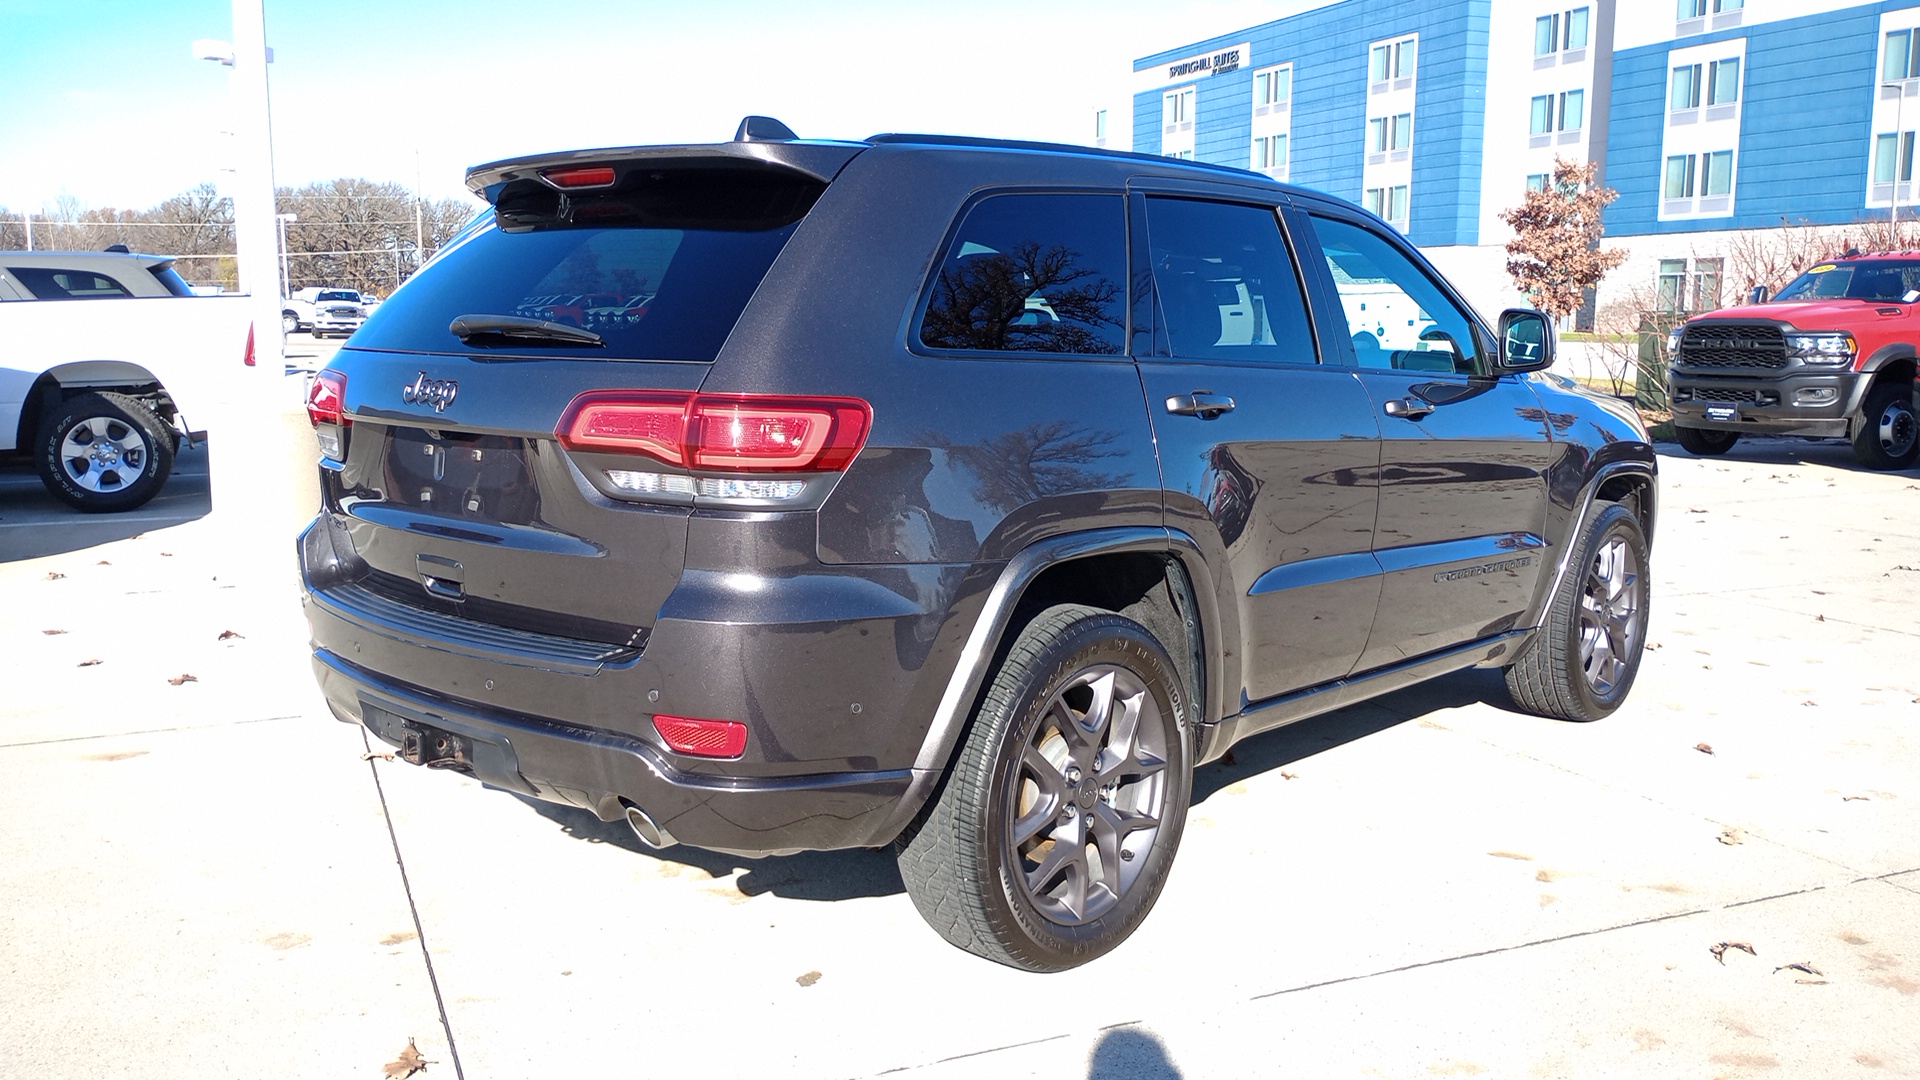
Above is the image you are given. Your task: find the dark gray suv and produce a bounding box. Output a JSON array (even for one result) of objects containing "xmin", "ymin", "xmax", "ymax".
[{"xmin": 300, "ymin": 118, "xmax": 1657, "ymax": 971}]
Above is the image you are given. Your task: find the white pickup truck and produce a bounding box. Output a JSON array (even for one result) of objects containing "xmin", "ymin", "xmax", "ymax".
[
  {"xmin": 1, "ymin": 250, "xmax": 256, "ymax": 512},
  {"xmin": 282, "ymin": 286, "xmax": 370, "ymax": 337}
]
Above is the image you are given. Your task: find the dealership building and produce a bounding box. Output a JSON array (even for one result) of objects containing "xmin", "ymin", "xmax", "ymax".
[{"xmin": 1107, "ymin": 0, "xmax": 1920, "ymax": 323}]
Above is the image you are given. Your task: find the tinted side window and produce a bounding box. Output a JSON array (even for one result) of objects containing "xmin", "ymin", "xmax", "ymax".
[
  {"xmin": 7, "ymin": 267, "xmax": 132, "ymax": 299},
  {"xmin": 920, "ymin": 193, "xmax": 1126, "ymax": 355},
  {"xmin": 1143, "ymin": 197, "xmax": 1317, "ymax": 364},
  {"xmin": 1310, "ymin": 215, "xmax": 1485, "ymax": 375}
]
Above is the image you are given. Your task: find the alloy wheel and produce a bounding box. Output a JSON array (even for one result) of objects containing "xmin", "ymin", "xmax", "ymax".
[{"xmin": 1577, "ymin": 533, "xmax": 1642, "ymax": 696}]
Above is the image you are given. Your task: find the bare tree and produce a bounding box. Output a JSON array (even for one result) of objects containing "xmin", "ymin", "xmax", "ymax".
[{"xmin": 1498, "ymin": 157, "xmax": 1627, "ymax": 320}]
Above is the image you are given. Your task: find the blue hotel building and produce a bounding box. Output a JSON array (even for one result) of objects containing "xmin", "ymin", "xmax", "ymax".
[{"xmin": 1120, "ymin": 0, "xmax": 1920, "ymax": 320}]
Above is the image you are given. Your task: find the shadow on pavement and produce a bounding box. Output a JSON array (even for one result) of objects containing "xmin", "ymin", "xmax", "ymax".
[
  {"xmin": 0, "ymin": 442, "xmax": 212, "ymax": 562},
  {"xmin": 1089, "ymin": 1028, "xmax": 1183, "ymax": 1079},
  {"xmin": 1655, "ymin": 435, "xmax": 1919, "ymax": 474},
  {"xmin": 1192, "ymin": 666, "xmax": 1521, "ymax": 805},
  {"xmin": 512, "ymin": 792, "xmax": 908, "ymax": 901}
]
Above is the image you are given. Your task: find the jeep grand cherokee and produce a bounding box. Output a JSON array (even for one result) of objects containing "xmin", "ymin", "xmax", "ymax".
[{"xmin": 300, "ymin": 117, "xmax": 1658, "ymax": 971}]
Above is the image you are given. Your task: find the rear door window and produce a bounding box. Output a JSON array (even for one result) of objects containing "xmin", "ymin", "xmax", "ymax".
[
  {"xmin": 348, "ymin": 168, "xmax": 821, "ymax": 361},
  {"xmin": 918, "ymin": 193, "xmax": 1127, "ymax": 355},
  {"xmin": 6, "ymin": 267, "xmax": 133, "ymax": 299},
  {"xmin": 1142, "ymin": 196, "xmax": 1317, "ymax": 364}
]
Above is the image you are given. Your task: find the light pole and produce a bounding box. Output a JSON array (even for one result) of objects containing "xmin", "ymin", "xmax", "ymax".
[
  {"xmin": 276, "ymin": 212, "xmax": 296, "ymax": 299},
  {"xmin": 1886, "ymin": 81, "xmax": 1908, "ymax": 249}
]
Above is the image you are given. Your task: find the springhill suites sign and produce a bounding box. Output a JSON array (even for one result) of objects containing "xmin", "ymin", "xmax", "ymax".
[{"xmin": 1137, "ymin": 42, "xmax": 1253, "ymax": 91}]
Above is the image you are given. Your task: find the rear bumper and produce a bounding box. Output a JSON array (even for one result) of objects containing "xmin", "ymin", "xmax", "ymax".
[{"xmin": 313, "ymin": 647, "xmax": 920, "ymax": 856}]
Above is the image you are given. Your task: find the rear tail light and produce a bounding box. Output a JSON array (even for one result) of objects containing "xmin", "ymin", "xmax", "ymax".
[
  {"xmin": 652, "ymin": 715, "xmax": 748, "ymax": 759},
  {"xmin": 306, "ymin": 369, "xmax": 349, "ymax": 460},
  {"xmin": 557, "ymin": 391, "xmax": 871, "ymax": 474}
]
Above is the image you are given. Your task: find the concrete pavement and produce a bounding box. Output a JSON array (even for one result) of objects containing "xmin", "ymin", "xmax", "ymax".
[{"xmin": 2, "ymin": 391, "xmax": 1917, "ymax": 1078}]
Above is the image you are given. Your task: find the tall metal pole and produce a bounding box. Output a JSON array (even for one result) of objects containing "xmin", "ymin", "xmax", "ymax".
[{"xmin": 230, "ymin": 0, "xmax": 282, "ymax": 367}]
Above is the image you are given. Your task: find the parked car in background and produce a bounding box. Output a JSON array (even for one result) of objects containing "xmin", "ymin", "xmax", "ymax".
[
  {"xmin": 283, "ymin": 286, "xmax": 369, "ymax": 336},
  {"xmin": 299, "ymin": 117, "xmax": 1658, "ymax": 971},
  {"xmin": 1668, "ymin": 251, "xmax": 1919, "ymax": 469},
  {"xmin": 2, "ymin": 250, "xmax": 254, "ymax": 511}
]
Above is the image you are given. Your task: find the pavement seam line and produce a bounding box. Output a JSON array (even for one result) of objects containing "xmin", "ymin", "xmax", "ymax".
[
  {"xmin": 1247, "ymin": 875, "xmax": 1861, "ymax": 1002},
  {"xmin": 363, "ymin": 727, "xmax": 468, "ymax": 1080},
  {"xmin": 0, "ymin": 713, "xmax": 304, "ymax": 749}
]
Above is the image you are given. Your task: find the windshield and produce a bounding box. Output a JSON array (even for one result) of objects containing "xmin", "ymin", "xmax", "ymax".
[{"xmin": 1773, "ymin": 261, "xmax": 1920, "ymax": 302}]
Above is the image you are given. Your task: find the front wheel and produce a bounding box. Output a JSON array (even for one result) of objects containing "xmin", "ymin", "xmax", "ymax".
[
  {"xmin": 1851, "ymin": 383, "xmax": 1919, "ymax": 470},
  {"xmin": 282, "ymin": 310, "xmax": 299, "ymax": 334},
  {"xmin": 898, "ymin": 604, "xmax": 1192, "ymax": 971},
  {"xmin": 35, "ymin": 392, "xmax": 176, "ymax": 513},
  {"xmin": 1505, "ymin": 502, "xmax": 1650, "ymax": 722},
  {"xmin": 1674, "ymin": 425, "xmax": 1738, "ymax": 456}
]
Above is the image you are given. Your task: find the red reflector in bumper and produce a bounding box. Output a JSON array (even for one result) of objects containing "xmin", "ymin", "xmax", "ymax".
[{"xmin": 652, "ymin": 715, "xmax": 748, "ymax": 759}]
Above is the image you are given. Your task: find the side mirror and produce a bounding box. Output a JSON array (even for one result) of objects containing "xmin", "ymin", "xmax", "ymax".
[
  {"xmin": 1748, "ymin": 285, "xmax": 1769, "ymax": 305},
  {"xmin": 1494, "ymin": 309, "xmax": 1554, "ymax": 374}
]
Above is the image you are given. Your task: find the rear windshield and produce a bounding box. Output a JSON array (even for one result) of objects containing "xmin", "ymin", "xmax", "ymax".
[{"xmin": 349, "ymin": 168, "xmax": 821, "ymax": 361}]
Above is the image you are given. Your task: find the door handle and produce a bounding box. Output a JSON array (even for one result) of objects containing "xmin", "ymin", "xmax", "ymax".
[
  {"xmin": 1166, "ymin": 391, "xmax": 1236, "ymax": 419},
  {"xmin": 1383, "ymin": 396, "xmax": 1435, "ymax": 421}
]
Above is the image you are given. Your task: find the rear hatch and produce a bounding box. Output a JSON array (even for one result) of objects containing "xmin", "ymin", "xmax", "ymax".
[{"xmin": 311, "ymin": 145, "xmax": 862, "ymax": 653}]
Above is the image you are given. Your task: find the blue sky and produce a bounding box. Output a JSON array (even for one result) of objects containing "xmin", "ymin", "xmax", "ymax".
[{"xmin": 0, "ymin": 0, "xmax": 1276, "ymax": 213}]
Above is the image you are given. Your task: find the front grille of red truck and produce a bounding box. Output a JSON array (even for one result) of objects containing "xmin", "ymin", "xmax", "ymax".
[{"xmin": 1676, "ymin": 324, "xmax": 1788, "ymax": 370}]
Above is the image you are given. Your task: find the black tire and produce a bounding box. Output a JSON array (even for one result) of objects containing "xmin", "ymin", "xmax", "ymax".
[
  {"xmin": 282, "ymin": 310, "xmax": 299, "ymax": 334},
  {"xmin": 35, "ymin": 391, "xmax": 176, "ymax": 513},
  {"xmin": 1850, "ymin": 383, "xmax": 1919, "ymax": 470},
  {"xmin": 898, "ymin": 604, "xmax": 1192, "ymax": 971},
  {"xmin": 1505, "ymin": 502, "xmax": 1649, "ymax": 721},
  {"xmin": 1674, "ymin": 425, "xmax": 1739, "ymax": 456}
]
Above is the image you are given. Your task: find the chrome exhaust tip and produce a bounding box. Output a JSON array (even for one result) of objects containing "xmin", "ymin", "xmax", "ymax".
[{"xmin": 624, "ymin": 805, "xmax": 677, "ymax": 849}]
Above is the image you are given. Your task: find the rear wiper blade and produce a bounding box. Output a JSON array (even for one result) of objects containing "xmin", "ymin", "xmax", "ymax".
[{"xmin": 449, "ymin": 314, "xmax": 604, "ymax": 347}]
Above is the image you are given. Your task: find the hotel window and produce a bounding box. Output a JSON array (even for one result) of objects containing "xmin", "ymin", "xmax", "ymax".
[
  {"xmin": 1886, "ymin": 29, "xmax": 1920, "ymax": 81},
  {"xmin": 1164, "ymin": 87, "xmax": 1194, "ymax": 132},
  {"xmin": 1095, "ymin": 110, "xmax": 1107, "ymax": 141},
  {"xmin": 1370, "ymin": 36, "xmax": 1417, "ymax": 84},
  {"xmin": 1658, "ymin": 258, "xmax": 1723, "ymax": 311},
  {"xmin": 1677, "ymin": 0, "xmax": 1706, "ymax": 17},
  {"xmin": 1657, "ymin": 259, "xmax": 1689, "ymax": 310},
  {"xmin": 1702, "ymin": 150, "xmax": 1734, "ymax": 196},
  {"xmin": 1671, "ymin": 64, "xmax": 1701, "ymax": 110},
  {"xmin": 1526, "ymin": 173, "xmax": 1550, "ymax": 192},
  {"xmin": 1369, "ymin": 113, "xmax": 1412, "ymax": 153},
  {"xmin": 1694, "ymin": 259, "xmax": 1724, "ymax": 310},
  {"xmin": 1531, "ymin": 95, "xmax": 1553, "ymax": 135},
  {"xmin": 1560, "ymin": 89, "xmax": 1585, "ymax": 131},
  {"xmin": 1255, "ymin": 66, "xmax": 1292, "ymax": 111},
  {"xmin": 1364, "ymin": 185, "xmax": 1409, "ymax": 225},
  {"xmin": 1254, "ymin": 133, "xmax": 1288, "ymax": 171},
  {"xmin": 1664, "ymin": 154, "xmax": 1698, "ymax": 198},
  {"xmin": 1708, "ymin": 58, "xmax": 1739, "ymax": 104},
  {"xmin": 1875, "ymin": 132, "xmax": 1916, "ymax": 183},
  {"xmin": 1535, "ymin": 8, "xmax": 1590, "ymax": 56}
]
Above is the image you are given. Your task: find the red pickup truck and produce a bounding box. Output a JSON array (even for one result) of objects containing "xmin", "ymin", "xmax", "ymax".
[{"xmin": 1668, "ymin": 251, "xmax": 1919, "ymax": 469}]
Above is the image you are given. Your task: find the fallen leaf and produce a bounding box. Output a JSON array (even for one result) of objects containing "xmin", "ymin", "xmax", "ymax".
[
  {"xmin": 1718, "ymin": 828, "xmax": 1744, "ymax": 845},
  {"xmin": 1694, "ymin": 743, "xmax": 1715, "ymax": 755},
  {"xmin": 217, "ymin": 630, "xmax": 244, "ymax": 640},
  {"xmin": 41, "ymin": 629, "xmax": 67, "ymax": 636},
  {"xmin": 167, "ymin": 674, "xmax": 198, "ymax": 686},
  {"xmin": 1802, "ymin": 700, "xmax": 1818, "ymax": 707},
  {"xmin": 1279, "ymin": 771, "xmax": 1299, "ymax": 780},
  {"xmin": 1842, "ymin": 795, "xmax": 1872, "ymax": 802},
  {"xmin": 796, "ymin": 970, "xmax": 822, "ymax": 987},
  {"xmin": 1688, "ymin": 507, "xmax": 1709, "ymax": 513},
  {"xmin": 1774, "ymin": 962, "xmax": 1823, "ymax": 977},
  {"xmin": 382, "ymin": 1038, "xmax": 433, "ymax": 1079},
  {"xmin": 1711, "ymin": 941, "xmax": 1757, "ymax": 965},
  {"xmin": 44, "ymin": 572, "xmax": 65, "ymax": 580},
  {"xmin": 159, "ymin": 552, "xmax": 172, "ymax": 557},
  {"xmin": 1817, "ymin": 615, "xmax": 1826, "ymax": 622},
  {"xmin": 77, "ymin": 659, "xmax": 102, "ymax": 667},
  {"xmin": 1812, "ymin": 590, "xmax": 1828, "ymax": 595},
  {"xmin": 361, "ymin": 751, "xmax": 396, "ymax": 762},
  {"xmin": 96, "ymin": 559, "xmax": 110, "ymax": 565}
]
